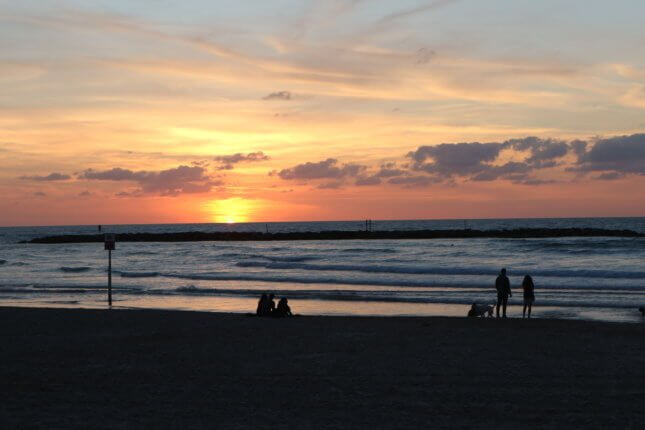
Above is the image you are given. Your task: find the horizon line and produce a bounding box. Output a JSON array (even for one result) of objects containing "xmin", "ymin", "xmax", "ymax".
[{"xmin": 2, "ymin": 215, "xmax": 644, "ymax": 229}]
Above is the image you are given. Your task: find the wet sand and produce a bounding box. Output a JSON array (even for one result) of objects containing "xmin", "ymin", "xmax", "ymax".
[{"xmin": 1, "ymin": 307, "xmax": 643, "ymax": 429}]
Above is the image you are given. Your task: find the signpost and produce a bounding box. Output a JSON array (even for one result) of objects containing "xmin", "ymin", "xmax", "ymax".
[{"xmin": 104, "ymin": 234, "xmax": 116, "ymax": 307}]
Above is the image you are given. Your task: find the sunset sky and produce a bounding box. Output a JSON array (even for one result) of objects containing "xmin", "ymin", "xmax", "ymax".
[{"xmin": 1, "ymin": 0, "xmax": 644, "ymax": 226}]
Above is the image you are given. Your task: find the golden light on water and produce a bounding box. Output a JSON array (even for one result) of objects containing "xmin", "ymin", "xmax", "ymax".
[{"xmin": 205, "ymin": 198, "xmax": 260, "ymax": 224}]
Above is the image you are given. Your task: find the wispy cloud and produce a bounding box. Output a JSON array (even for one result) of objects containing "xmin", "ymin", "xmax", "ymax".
[
  {"xmin": 375, "ymin": 0, "xmax": 461, "ymax": 26},
  {"xmin": 19, "ymin": 172, "xmax": 71, "ymax": 181},
  {"xmin": 262, "ymin": 91, "xmax": 292, "ymax": 101},
  {"xmin": 214, "ymin": 152, "xmax": 270, "ymax": 170}
]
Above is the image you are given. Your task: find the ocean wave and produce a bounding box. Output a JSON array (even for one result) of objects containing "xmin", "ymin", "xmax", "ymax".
[
  {"xmin": 219, "ymin": 253, "xmax": 319, "ymax": 262},
  {"xmin": 0, "ymin": 286, "xmax": 93, "ymax": 294},
  {"xmin": 340, "ymin": 248, "xmax": 397, "ymax": 254},
  {"xmin": 0, "ymin": 259, "xmax": 6, "ymax": 265},
  {"xmin": 0, "ymin": 283, "xmax": 137, "ymax": 293},
  {"xmin": 125, "ymin": 251, "xmax": 158, "ymax": 256},
  {"xmin": 59, "ymin": 266, "xmax": 91, "ymax": 273},
  {"xmin": 176, "ymin": 285, "xmax": 200, "ymax": 293},
  {"xmin": 512, "ymin": 238, "xmax": 645, "ymax": 253},
  {"xmin": 0, "ymin": 287, "xmax": 34, "ymax": 293},
  {"xmin": 119, "ymin": 271, "xmax": 159, "ymax": 278},
  {"xmin": 233, "ymin": 261, "xmax": 645, "ymax": 280},
  {"xmin": 161, "ymin": 272, "xmax": 645, "ymax": 291}
]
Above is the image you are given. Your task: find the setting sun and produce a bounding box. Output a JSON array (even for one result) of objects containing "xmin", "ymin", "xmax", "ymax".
[{"xmin": 205, "ymin": 197, "xmax": 260, "ymax": 224}]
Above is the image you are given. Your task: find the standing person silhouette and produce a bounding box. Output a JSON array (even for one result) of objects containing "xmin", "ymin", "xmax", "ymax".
[
  {"xmin": 495, "ymin": 268, "xmax": 512, "ymax": 318},
  {"xmin": 522, "ymin": 275, "xmax": 535, "ymax": 318}
]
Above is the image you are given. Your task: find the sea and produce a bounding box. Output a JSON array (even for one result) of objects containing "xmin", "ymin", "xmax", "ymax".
[{"xmin": 1, "ymin": 218, "xmax": 644, "ymax": 322}]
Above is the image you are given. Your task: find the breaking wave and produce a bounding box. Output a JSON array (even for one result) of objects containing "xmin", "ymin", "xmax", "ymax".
[
  {"xmin": 219, "ymin": 253, "xmax": 320, "ymax": 262},
  {"xmin": 59, "ymin": 266, "xmax": 91, "ymax": 273},
  {"xmin": 160, "ymin": 272, "xmax": 645, "ymax": 291},
  {"xmin": 119, "ymin": 271, "xmax": 159, "ymax": 278},
  {"xmin": 234, "ymin": 261, "xmax": 645, "ymax": 279}
]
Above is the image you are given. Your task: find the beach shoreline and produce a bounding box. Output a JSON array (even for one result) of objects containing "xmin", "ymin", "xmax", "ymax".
[
  {"xmin": 1, "ymin": 306, "xmax": 643, "ymax": 429},
  {"xmin": 1, "ymin": 299, "xmax": 643, "ymax": 324}
]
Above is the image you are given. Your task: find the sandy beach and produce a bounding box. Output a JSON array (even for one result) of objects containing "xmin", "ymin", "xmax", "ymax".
[{"xmin": 1, "ymin": 307, "xmax": 643, "ymax": 429}]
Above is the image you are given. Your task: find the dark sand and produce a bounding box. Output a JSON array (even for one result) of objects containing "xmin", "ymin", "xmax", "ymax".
[{"xmin": 1, "ymin": 307, "xmax": 644, "ymax": 429}]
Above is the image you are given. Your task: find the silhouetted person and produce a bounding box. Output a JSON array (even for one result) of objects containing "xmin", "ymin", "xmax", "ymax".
[
  {"xmin": 256, "ymin": 294, "xmax": 268, "ymax": 316},
  {"xmin": 266, "ymin": 293, "xmax": 275, "ymax": 315},
  {"xmin": 522, "ymin": 275, "xmax": 535, "ymax": 318},
  {"xmin": 273, "ymin": 298, "xmax": 293, "ymax": 317},
  {"xmin": 495, "ymin": 268, "xmax": 512, "ymax": 318}
]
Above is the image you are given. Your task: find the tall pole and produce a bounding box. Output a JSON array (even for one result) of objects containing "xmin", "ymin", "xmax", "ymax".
[{"xmin": 108, "ymin": 249, "xmax": 112, "ymax": 307}]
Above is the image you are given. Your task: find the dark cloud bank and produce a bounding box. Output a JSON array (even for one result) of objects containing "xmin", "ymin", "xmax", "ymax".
[
  {"xmin": 18, "ymin": 150, "xmax": 273, "ymax": 197},
  {"xmin": 17, "ymin": 134, "xmax": 644, "ymax": 195},
  {"xmin": 276, "ymin": 133, "xmax": 645, "ymax": 188},
  {"xmin": 76, "ymin": 150, "xmax": 272, "ymax": 196},
  {"xmin": 79, "ymin": 165, "xmax": 220, "ymax": 196},
  {"xmin": 568, "ymin": 134, "xmax": 645, "ymax": 179},
  {"xmin": 277, "ymin": 158, "xmax": 365, "ymax": 180}
]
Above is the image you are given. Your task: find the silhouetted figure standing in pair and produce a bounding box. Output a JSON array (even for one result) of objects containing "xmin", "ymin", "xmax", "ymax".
[
  {"xmin": 522, "ymin": 275, "xmax": 535, "ymax": 318},
  {"xmin": 273, "ymin": 298, "xmax": 293, "ymax": 317},
  {"xmin": 495, "ymin": 268, "xmax": 512, "ymax": 318}
]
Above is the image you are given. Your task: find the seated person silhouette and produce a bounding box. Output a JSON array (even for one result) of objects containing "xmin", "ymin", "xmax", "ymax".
[
  {"xmin": 272, "ymin": 297, "xmax": 293, "ymax": 317},
  {"xmin": 266, "ymin": 293, "xmax": 276, "ymax": 314},
  {"xmin": 256, "ymin": 294, "xmax": 268, "ymax": 316},
  {"xmin": 256, "ymin": 293, "xmax": 276, "ymax": 317}
]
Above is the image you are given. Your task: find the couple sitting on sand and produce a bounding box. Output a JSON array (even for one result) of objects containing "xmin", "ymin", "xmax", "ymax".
[
  {"xmin": 256, "ymin": 293, "xmax": 293, "ymax": 318},
  {"xmin": 495, "ymin": 268, "xmax": 536, "ymax": 318}
]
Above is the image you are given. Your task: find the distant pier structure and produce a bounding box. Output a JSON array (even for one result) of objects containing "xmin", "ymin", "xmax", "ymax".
[{"xmin": 365, "ymin": 219, "xmax": 373, "ymax": 232}]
